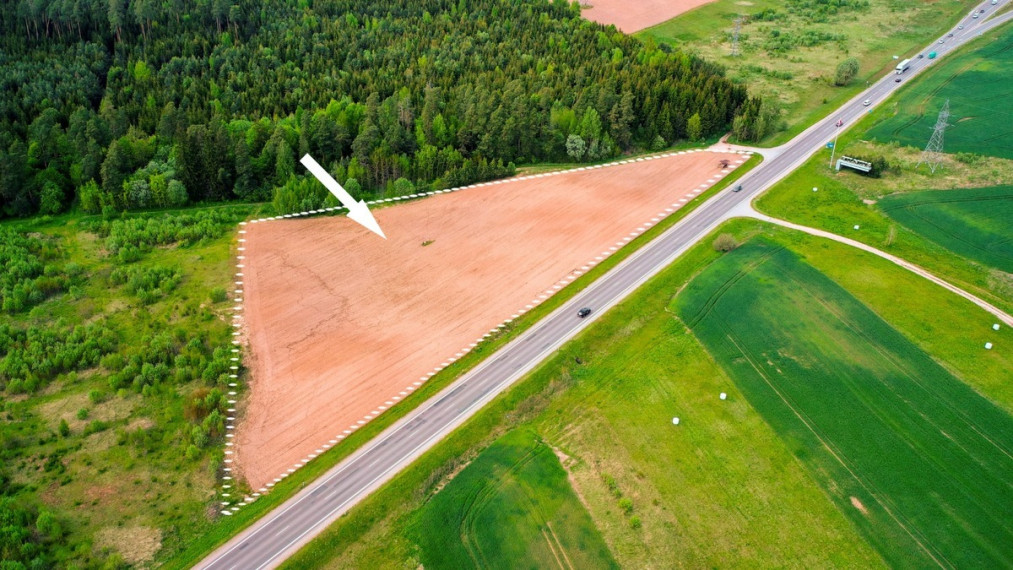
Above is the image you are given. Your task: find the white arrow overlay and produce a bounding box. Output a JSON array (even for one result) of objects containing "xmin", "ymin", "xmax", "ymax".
[{"xmin": 300, "ymin": 154, "xmax": 387, "ymax": 239}]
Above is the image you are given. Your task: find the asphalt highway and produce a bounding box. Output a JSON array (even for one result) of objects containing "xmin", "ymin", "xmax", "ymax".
[{"xmin": 198, "ymin": 4, "xmax": 1012, "ymax": 568}]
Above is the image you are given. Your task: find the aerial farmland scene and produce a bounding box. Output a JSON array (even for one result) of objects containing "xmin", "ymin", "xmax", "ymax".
[{"xmin": 0, "ymin": 0, "xmax": 1010, "ymax": 568}]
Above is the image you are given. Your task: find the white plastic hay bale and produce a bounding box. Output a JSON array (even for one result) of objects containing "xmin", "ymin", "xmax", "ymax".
[
  {"xmin": 813, "ymin": 187, "xmax": 818, "ymax": 192},
  {"xmin": 853, "ymin": 225, "xmax": 860, "ymax": 230},
  {"xmin": 985, "ymin": 342, "xmax": 993, "ymax": 350},
  {"xmin": 994, "ymin": 324, "xmax": 1001, "ymax": 331},
  {"xmin": 720, "ymin": 392, "xmax": 727, "ymax": 400},
  {"xmin": 672, "ymin": 417, "xmax": 680, "ymax": 425}
]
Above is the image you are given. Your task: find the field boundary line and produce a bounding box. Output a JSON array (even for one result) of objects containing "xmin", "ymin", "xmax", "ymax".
[
  {"xmin": 244, "ymin": 149, "xmax": 748, "ymax": 224},
  {"xmin": 212, "ymin": 150, "xmax": 752, "ymax": 516}
]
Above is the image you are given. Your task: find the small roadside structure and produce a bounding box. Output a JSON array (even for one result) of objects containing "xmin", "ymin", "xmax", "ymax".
[{"xmin": 835, "ymin": 156, "xmax": 873, "ymax": 173}]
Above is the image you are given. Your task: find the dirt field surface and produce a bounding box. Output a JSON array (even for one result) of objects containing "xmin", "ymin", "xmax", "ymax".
[
  {"xmin": 235, "ymin": 150, "xmax": 746, "ymax": 489},
  {"xmin": 581, "ymin": 0, "xmax": 717, "ymax": 33}
]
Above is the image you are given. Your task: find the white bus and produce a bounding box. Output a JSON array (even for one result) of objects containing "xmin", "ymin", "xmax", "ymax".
[{"xmin": 895, "ymin": 58, "xmax": 911, "ymax": 74}]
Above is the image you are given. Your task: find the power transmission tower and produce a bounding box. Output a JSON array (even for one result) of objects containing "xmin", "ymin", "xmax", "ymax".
[
  {"xmin": 731, "ymin": 16, "xmax": 743, "ymax": 56},
  {"xmin": 916, "ymin": 99, "xmax": 950, "ymax": 174}
]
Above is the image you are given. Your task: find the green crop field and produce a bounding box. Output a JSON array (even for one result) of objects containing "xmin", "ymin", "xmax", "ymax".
[
  {"xmin": 411, "ymin": 429, "xmax": 617, "ymax": 570},
  {"xmin": 878, "ymin": 185, "xmax": 1013, "ymax": 272},
  {"xmin": 675, "ymin": 240, "xmax": 1013, "ymax": 568},
  {"xmin": 866, "ymin": 23, "xmax": 1013, "ymax": 159},
  {"xmin": 637, "ymin": 0, "xmax": 981, "ymax": 144}
]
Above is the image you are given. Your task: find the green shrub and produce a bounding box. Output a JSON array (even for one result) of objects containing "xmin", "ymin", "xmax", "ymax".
[
  {"xmin": 76, "ymin": 408, "xmax": 89, "ymax": 420},
  {"xmin": 619, "ymin": 497, "xmax": 634, "ymax": 514},
  {"xmin": 209, "ymin": 287, "xmax": 228, "ymax": 303},
  {"xmin": 713, "ymin": 233, "xmax": 739, "ymax": 252},
  {"xmin": 58, "ymin": 419, "xmax": 70, "ymax": 437}
]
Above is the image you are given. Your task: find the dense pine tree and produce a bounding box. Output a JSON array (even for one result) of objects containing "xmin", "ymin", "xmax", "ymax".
[{"xmin": 0, "ymin": 0, "xmax": 751, "ymax": 218}]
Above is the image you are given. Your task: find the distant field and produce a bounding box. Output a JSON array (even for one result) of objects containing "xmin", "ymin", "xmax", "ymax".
[
  {"xmin": 638, "ymin": 0, "xmax": 981, "ymax": 144},
  {"xmin": 675, "ymin": 241, "xmax": 1013, "ymax": 567},
  {"xmin": 866, "ymin": 23, "xmax": 1013, "ymax": 158},
  {"xmin": 879, "ymin": 185, "xmax": 1013, "ymax": 272},
  {"xmin": 411, "ymin": 429, "xmax": 617, "ymax": 569}
]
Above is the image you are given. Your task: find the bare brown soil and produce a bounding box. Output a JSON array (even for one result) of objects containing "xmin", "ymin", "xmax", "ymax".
[
  {"xmin": 581, "ymin": 0, "xmax": 717, "ymax": 33},
  {"xmin": 235, "ymin": 151, "xmax": 745, "ymax": 489}
]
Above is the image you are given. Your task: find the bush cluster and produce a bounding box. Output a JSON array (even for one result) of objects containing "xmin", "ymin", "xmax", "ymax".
[
  {"xmin": 0, "ymin": 228, "xmax": 80, "ymax": 314},
  {"xmin": 84, "ymin": 209, "xmax": 246, "ymax": 260},
  {"xmin": 109, "ymin": 265, "xmax": 182, "ymax": 304},
  {"xmin": 0, "ymin": 321, "xmax": 118, "ymax": 394}
]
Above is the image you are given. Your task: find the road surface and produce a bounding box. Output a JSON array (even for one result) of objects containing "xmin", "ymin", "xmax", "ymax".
[{"xmin": 198, "ymin": 4, "xmax": 1012, "ymax": 568}]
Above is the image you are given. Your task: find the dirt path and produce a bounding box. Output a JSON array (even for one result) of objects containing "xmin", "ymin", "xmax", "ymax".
[{"xmin": 234, "ymin": 151, "xmax": 747, "ymax": 489}]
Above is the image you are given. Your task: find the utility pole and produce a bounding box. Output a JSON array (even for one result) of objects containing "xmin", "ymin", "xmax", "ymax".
[{"xmin": 829, "ymin": 118, "xmax": 843, "ymax": 168}]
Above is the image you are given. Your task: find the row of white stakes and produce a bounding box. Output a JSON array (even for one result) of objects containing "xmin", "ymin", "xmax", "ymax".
[{"xmin": 217, "ymin": 149, "xmax": 753, "ymax": 515}]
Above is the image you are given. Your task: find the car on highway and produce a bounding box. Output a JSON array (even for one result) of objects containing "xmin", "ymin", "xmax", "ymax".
[
  {"xmin": 938, "ymin": 39, "xmax": 945, "ymax": 43},
  {"xmin": 947, "ymin": 33, "xmax": 954, "ymax": 37},
  {"xmin": 972, "ymin": 13, "xmax": 978, "ymax": 18},
  {"xmin": 918, "ymin": 53, "xmax": 924, "ymax": 58},
  {"xmin": 959, "ymin": 25, "xmax": 964, "ymax": 29},
  {"xmin": 577, "ymin": 307, "xmax": 592, "ymax": 318},
  {"xmin": 863, "ymin": 99, "xmax": 871, "ymax": 106},
  {"xmin": 732, "ymin": 184, "xmax": 743, "ymax": 192},
  {"xmin": 894, "ymin": 77, "xmax": 902, "ymax": 82}
]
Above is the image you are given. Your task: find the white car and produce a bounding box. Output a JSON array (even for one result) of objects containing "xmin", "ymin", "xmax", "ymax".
[{"xmin": 863, "ymin": 99, "xmax": 871, "ymax": 106}]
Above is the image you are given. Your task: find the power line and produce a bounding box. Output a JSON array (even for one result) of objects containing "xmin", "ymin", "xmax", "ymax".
[
  {"xmin": 729, "ymin": 15, "xmax": 745, "ymax": 56},
  {"xmin": 916, "ymin": 99, "xmax": 950, "ymax": 174}
]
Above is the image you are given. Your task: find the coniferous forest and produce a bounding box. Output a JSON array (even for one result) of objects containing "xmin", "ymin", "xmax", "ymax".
[{"xmin": 1, "ymin": 0, "xmax": 752, "ymax": 218}]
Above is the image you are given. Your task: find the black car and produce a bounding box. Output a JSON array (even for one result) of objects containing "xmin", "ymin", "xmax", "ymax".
[
  {"xmin": 577, "ymin": 307, "xmax": 592, "ymax": 318},
  {"xmin": 895, "ymin": 77, "xmax": 902, "ymax": 82}
]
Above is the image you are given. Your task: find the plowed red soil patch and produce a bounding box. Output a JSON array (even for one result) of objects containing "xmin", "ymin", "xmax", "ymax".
[
  {"xmin": 582, "ymin": 0, "xmax": 717, "ymax": 33},
  {"xmin": 236, "ymin": 151, "xmax": 744, "ymax": 488}
]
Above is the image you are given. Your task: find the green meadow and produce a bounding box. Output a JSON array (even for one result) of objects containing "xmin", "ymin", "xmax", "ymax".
[{"xmin": 675, "ymin": 240, "xmax": 1013, "ymax": 567}]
